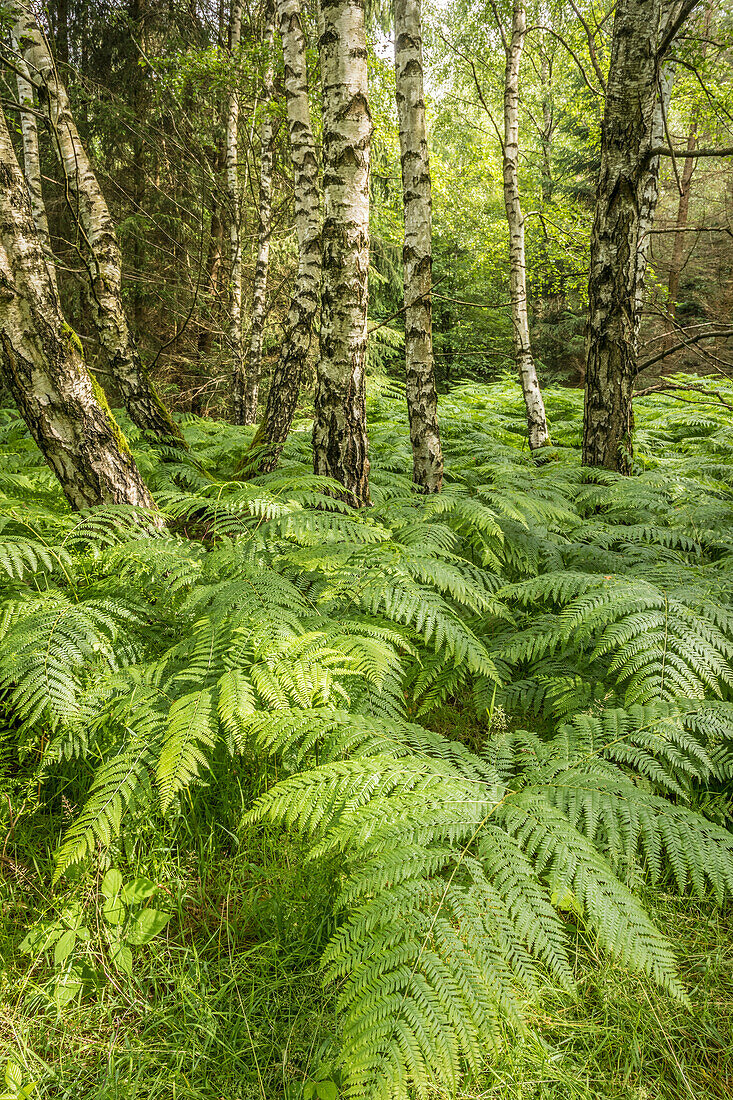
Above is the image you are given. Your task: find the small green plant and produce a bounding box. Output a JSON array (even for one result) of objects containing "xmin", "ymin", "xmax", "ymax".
[
  {"xmin": 0, "ymin": 1061, "xmax": 36, "ymax": 1100},
  {"xmin": 18, "ymin": 869, "xmax": 171, "ymax": 1004}
]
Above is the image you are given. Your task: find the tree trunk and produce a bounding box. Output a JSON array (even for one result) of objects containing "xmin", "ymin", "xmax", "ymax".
[
  {"xmin": 393, "ymin": 0, "xmax": 443, "ymax": 492},
  {"xmin": 242, "ymin": 0, "xmax": 277, "ymax": 426},
  {"xmin": 9, "ymin": 0, "xmax": 184, "ymax": 448},
  {"xmin": 312, "ymin": 0, "xmax": 372, "ymax": 506},
  {"xmin": 664, "ymin": 121, "xmax": 697, "ymax": 347},
  {"xmin": 503, "ymin": 0, "xmax": 550, "ymax": 451},
  {"xmin": 228, "ymin": 0, "xmax": 246, "ymax": 424},
  {"xmin": 582, "ymin": 0, "xmax": 664, "ymax": 473},
  {"xmin": 12, "ymin": 44, "xmax": 58, "ymax": 296},
  {"xmin": 250, "ymin": 0, "xmax": 321, "ymax": 472},
  {"xmin": 0, "ymin": 106, "xmax": 154, "ymax": 512}
]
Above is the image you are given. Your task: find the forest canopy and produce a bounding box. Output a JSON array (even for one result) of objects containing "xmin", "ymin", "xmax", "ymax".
[{"xmin": 0, "ymin": 1, "xmax": 733, "ymax": 1098}]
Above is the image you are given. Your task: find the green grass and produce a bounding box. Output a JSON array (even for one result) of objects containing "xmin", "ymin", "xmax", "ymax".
[{"xmin": 2, "ymin": 790, "xmax": 732, "ymax": 1099}]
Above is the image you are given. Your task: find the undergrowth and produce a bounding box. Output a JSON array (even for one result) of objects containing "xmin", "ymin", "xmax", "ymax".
[{"xmin": 0, "ymin": 375, "xmax": 732, "ymax": 1099}]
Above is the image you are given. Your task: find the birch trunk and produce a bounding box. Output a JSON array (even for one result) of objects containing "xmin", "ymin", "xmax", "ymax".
[
  {"xmin": 0, "ymin": 107, "xmax": 154, "ymax": 511},
  {"xmin": 393, "ymin": 0, "xmax": 443, "ymax": 492},
  {"xmin": 242, "ymin": 0, "xmax": 277, "ymax": 425},
  {"xmin": 312, "ymin": 0, "xmax": 371, "ymax": 506},
  {"xmin": 503, "ymin": 0, "xmax": 550, "ymax": 451},
  {"xmin": 227, "ymin": 0, "xmax": 246, "ymax": 424},
  {"xmin": 251, "ymin": 0, "xmax": 321, "ymax": 471},
  {"xmin": 582, "ymin": 0, "xmax": 664, "ymax": 472},
  {"xmin": 9, "ymin": 1, "xmax": 184, "ymax": 448},
  {"xmin": 12, "ymin": 44, "xmax": 57, "ymax": 295}
]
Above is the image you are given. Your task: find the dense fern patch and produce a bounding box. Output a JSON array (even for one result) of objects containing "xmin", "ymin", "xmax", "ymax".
[{"xmin": 1, "ymin": 377, "xmax": 733, "ymax": 1099}]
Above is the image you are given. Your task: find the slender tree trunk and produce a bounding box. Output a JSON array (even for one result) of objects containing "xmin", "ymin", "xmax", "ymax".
[
  {"xmin": 503, "ymin": 0, "xmax": 550, "ymax": 451},
  {"xmin": 0, "ymin": 107, "xmax": 154, "ymax": 511},
  {"xmin": 582, "ymin": 0, "xmax": 663, "ymax": 473},
  {"xmin": 393, "ymin": 0, "xmax": 443, "ymax": 492},
  {"xmin": 312, "ymin": 0, "xmax": 372, "ymax": 506},
  {"xmin": 664, "ymin": 121, "xmax": 697, "ymax": 347},
  {"xmin": 250, "ymin": 0, "xmax": 321, "ymax": 471},
  {"xmin": 9, "ymin": 1, "xmax": 184, "ymax": 447},
  {"xmin": 242, "ymin": 0, "xmax": 277, "ymax": 425},
  {"xmin": 228, "ymin": 0, "xmax": 246, "ymax": 423},
  {"xmin": 12, "ymin": 42, "xmax": 58, "ymax": 295}
]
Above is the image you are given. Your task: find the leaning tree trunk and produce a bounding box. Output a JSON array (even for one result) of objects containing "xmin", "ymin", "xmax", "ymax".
[
  {"xmin": 0, "ymin": 107, "xmax": 154, "ymax": 511},
  {"xmin": 242, "ymin": 0, "xmax": 277, "ymax": 426},
  {"xmin": 503, "ymin": 0, "xmax": 550, "ymax": 451},
  {"xmin": 393, "ymin": 0, "xmax": 443, "ymax": 492},
  {"xmin": 12, "ymin": 42, "xmax": 57, "ymax": 295},
  {"xmin": 249, "ymin": 0, "xmax": 321, "ymax": 472},
  {"xmin": 582, "ymin": 0, "xmax": 662, "ymax": 473},
  {"xmin": 228, "ymin": 0, "xmax": 246, "ymax": 424},
  {"xmin": 312, "ymin": 0, "xmax": 372, "ymax": 506},
  {"xmin": 9, "ymin": 1, "xmax": 183, "ymax": 447}
]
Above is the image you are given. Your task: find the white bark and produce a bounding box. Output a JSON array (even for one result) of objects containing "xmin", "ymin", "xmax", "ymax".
[
  {"xmin": 583, "ymin": 0, "xmax": 664, "ymax": 472},
  {"xmin": 312, "ymin": 0, "xmax": 372, "ymax": 505},
  {"xmin": 228, "ymin": 0, "xmax": 246, "ymax": 424},
  {"xmin": 503, "ymin": 0, "xmax": 550, "ymax": 451},
  {"xmin": 12, "ymin": 40, "xmax": 57, "ymax": 295},
  {"xmin": 252, "ymin": 0, "xmax": 321, "ymax": 470},
  {"xmin": 0, "ymin": 105, "xmax": 154, "ymax": 511},
  {"xmin": 393, "ymin": 0, "xmax": 443, "ymax": 492},
  {"xmin": 242, "ymin": 0, "xmax": 277, "ymax": 425},
  {"xmin": 9, "ymin": 0, "xmax": 183, "ymax": 446}
]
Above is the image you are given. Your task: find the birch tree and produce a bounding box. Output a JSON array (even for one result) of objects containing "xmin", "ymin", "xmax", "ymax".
[
  {"xmin": 250, "ymin": 0, "xmax": 321, "ymax": 471},
  {"xmin": 228, "ymin": 0, "xmax": 246, "ymax": 424},
  {"xmin": 12, "ymin": 41, "xmax": 57, "ymax": 295},
  {"xmin": 0, "ymin": 106, "xmax": 154, "ymax": 512},
  {"xmin": 312, "ymin": 0, "xmax": 372, "ymax": 505},
  {"xmin": 497, "ymin": 0, "xmax": 550, "ymax": 451},
  {"xmin": 9, "ymin": 0, "xmax": 184, "ymax": 447},
  {"xmin": 582, "ymin": 0, "xmax": 699, "ymax": 472},
  {"xmin": 241, "ymin": 0, "xmax": 277, "ymax": 425},
  {"xmin": 393, "ymin": 0, "xmax": 443, "ymax": 492}
]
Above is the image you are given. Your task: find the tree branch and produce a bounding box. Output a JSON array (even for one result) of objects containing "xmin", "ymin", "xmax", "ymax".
[{"xmin": 636, "ymin": 328, "xmax": 733, "ymax": 374}]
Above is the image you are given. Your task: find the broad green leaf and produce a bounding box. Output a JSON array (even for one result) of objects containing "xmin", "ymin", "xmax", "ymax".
[
  {"xmin": 19, "ymin": 926, "xmax": 63, "ymax": 955},
  {"xmin": 316, "ymin": 1083, "xmax": 338, "ymax": 1100},
  {"xmin": 102, "ymin": 896, "xmax": 127, "ymax": 927},
  {"xmin": 127, "ymin": 908, "xmax": 171, "ymax": 946},
  {"xmin": 109, "ymin": 941, "xmax": 133, "ymax": 976},
  {"xmin": 4, "ymin": 1062, "xmax": 22, "ymax": 1089},
  {"xmin": 53, "ymin": 969, "xmax": 83, "ymax": 1007},
  {"xmin": 122, "ymin": 877, "xmax": 157, "ymax": 904},
  {"xmin": 101, "ymin": 869, "xmax": 123, "ymax": 898},
  {"xmin": 53, "ymin": 929, "xmax": 77, "ymax": 966}
]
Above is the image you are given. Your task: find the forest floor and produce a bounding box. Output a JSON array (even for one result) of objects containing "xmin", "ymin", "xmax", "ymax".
[
  {"xmin": 1, "ymin": 375, "xmax": 733, "ymax": 1099},
  {"xmin": 2, "ymin": 800, "xmax": 732, "ymax": 1099}
]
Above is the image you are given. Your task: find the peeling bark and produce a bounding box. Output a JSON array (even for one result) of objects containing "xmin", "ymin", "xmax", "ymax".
[
  {"xmin": 312, "ymin": 0, "xmax": 371, "ymax": 506},
  {"xmin": 241, "ymin": 0, "xmax": 277, "ymax": 426},
  {"xmin": 502, "ymin": 0, "xmax": 550, "ymax": 452},
  {"xmin": 0, "ymin": 106, "xmax": 154, "ymax": 512},
  {"xmin": 9, "ymin": 0, "xmax": 184, "ymax": 447},
  {"xmin": 393, "ymin": 0, "xmax": 443, "ymax": 492},
  {"xmin": 228, "ymin": 0, "xmax": 246, "ymax": 424},
  {"xmin": 583, "ymin": 0, "xmax": 664, "ymax": 473},
  {"xmin": 12, "ymin": 41, "xmax": 57, "ymax": 295},
  {"xmin": 250, "ymin": 0, "xmax": 321, "ymax": 471}
]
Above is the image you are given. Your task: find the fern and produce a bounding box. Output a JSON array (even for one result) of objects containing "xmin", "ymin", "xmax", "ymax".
[{"xmin": 2, "ymin": 377, "xmax": 733, "ymax": 1098}]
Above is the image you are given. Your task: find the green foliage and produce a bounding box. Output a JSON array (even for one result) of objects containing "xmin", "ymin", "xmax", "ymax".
[{"xmin": 2, "ymin": 378, "xmax": 733, "ymax": 1098}]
